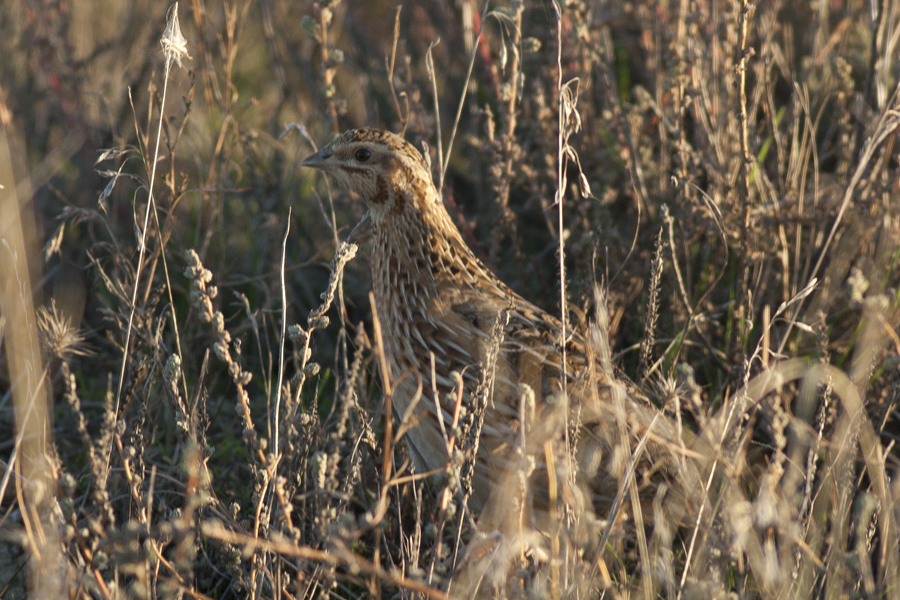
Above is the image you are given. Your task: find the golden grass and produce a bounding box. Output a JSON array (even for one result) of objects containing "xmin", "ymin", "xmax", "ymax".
[{"xmin": 0, "ymin": 0, "xmax": 898, "ymax": 598}]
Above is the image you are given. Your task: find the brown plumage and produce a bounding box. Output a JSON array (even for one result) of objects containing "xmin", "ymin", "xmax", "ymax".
[{"xmin": 302, "ymin": 128, "xmax": 693, "ymax": 533}]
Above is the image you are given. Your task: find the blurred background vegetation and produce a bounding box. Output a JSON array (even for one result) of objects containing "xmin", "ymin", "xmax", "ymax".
[{"xmin": 1, "ymin": 0, "xmax": 898, "ymax": 597}]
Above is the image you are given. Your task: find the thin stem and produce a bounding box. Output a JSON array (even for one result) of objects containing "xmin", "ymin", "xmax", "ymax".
[{"xmin": 114, "ymin": 54, "xmax": 175, "ymax": 465}]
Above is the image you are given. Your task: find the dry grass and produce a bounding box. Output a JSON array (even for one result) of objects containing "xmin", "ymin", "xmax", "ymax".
[{"xmin": 1, "ymin": 0, "xmax": 899, "ymax": 598}]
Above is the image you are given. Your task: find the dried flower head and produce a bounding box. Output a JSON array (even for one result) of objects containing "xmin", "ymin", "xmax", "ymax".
[
  {"xmin": 37, "ymin": 300, "xmax": 92, "ymax": 362},
  {"xmin": 161, "ymin": 3, "xmax": 191, "ymax": 68}
]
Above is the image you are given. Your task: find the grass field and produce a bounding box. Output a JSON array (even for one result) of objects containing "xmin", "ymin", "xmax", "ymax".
[{"xmin": 1, "ymin": 0, "xmax": 899, "ymax": 597}]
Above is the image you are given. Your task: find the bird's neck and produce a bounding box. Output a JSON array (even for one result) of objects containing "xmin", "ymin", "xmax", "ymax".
[{"xmin": 368, "ymin": 185, "xmax": 491, "ymax": 314}]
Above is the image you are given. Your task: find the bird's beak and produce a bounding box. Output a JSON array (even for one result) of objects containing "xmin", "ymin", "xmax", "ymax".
[{"xmin": 301, "ymin": 146, "xmax": 334, "ymax": 169}]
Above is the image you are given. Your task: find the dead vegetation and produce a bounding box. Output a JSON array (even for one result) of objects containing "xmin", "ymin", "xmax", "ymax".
[{"xmin": 0, "ymin": 0, "xmax": 898, "ymax": 598}]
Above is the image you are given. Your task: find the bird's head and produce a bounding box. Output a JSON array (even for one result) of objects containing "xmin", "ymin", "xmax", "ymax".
[{"xmin": 301, "ymin": 128, "xmax": 436, "ymax": 217}]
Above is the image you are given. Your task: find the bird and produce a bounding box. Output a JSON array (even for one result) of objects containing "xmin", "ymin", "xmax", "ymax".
[{"xmin": 301, "ymin": 128, "xmax": 695, "ymax": 540}]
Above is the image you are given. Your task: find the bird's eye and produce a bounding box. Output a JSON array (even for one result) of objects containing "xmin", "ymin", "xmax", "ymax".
[{"xmin": 354, "ymin": 148, "xmax": 372, "ymax": 162}]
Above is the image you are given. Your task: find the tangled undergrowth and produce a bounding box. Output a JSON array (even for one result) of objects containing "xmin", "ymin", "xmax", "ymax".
[{"xmin": 1, "ymin": 0, "xmax": 898, "ymax": 598}]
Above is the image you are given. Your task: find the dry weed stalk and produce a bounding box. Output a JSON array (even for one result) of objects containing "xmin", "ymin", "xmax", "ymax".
[{"xmin": 2, "ymin": 0, "xmax": 899, "ymax": 598}]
